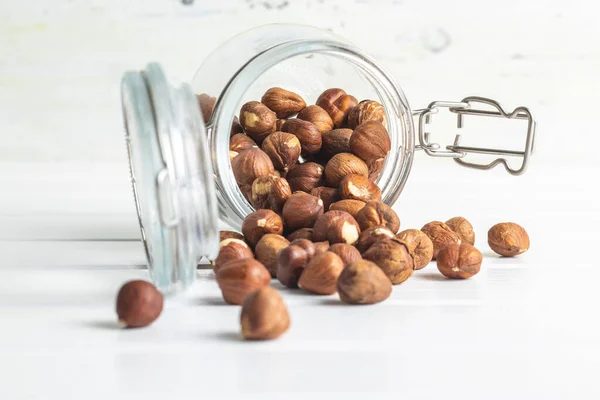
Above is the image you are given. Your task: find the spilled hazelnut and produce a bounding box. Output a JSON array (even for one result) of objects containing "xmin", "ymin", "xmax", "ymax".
[
  {"xmin": 395, "ymin": 229, "xmax": 433, "ymax": 270},
  {"xmin": 488, "ymin": 222, "xmax": 530, "ymax": 257},
  {"xmin": 298, "ymin": 251, "xmax": 345, "ymax": 295},
  {"xmin": 421, "ymin": 221, "xmax": 462, "ymax": 260},
  {"xmin": 312, "ymin": 210, "xmax": 361, "ymax": 245},
  {"xmin": 329, "ymin": 199, "xmax": 367, "ymax": 218},
  {"xmin": 216, "ymin": 258, "xmax": 271, "ymax": 305},
  {"xmin": 310, "ymin": 187, "xmax": 341, "ymax": 211},
  {"xmin": 437, "ymin": 244, "xmax": 482, "ymax": 279},
  {"xmin": 340, "ymin": 174, "xmax": 382, "ymax": 202},
  {"xmin": 355, "ymin": 226, "xmax": 395, "ymax": 253},
  {"xmin": 277, "ymin": 239, "xmax": 316, "ymax": 288},
  {"xmin": 241, "ymin": 286, "xmax": 290, "ymax": 340},
  {"xmin": 329, "ymin": 243, "xmax": 362, "ymax": 266},
  {"xmin": 337, "ymin": 260, "xmax": 392, "ymax": 304},
  {"xmin": 446, "ymin": 216, "xmax": 475, "ymax": 246},
  {"xmin": 363, "ymin": 237, "xmax": 414, "ymax": 284},
  {"xmin": 324, "ymin": 153, "xmax": 368, "ymax": 187},
  {"xmin": 255, "ymin": 234, "xmax": 290, "ymax": 277},
  {"xmin": 355, "ymin": 201, "xmax": 400, "ymax": 233},
  {"xmin": 241, "ymin": 209, "xmax": 284, "ymax": 246},
  {"xmin": 116, "ymin": 280, "xmax": 163, "ymax": 328},
  {"xmin": 213, "ymin": 238, "xmax": 254, "ymax": 272},
  {"xmin": 261, "ymin": 87, "xmax": 306, "ymax": 118},
  {"xmin": 282, "ymin": 191, "xmax": 324, "ymax": 230}
]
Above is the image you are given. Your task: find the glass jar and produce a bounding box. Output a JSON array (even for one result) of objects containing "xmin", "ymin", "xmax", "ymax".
[{"xmin": 121, "ymin": 24, "xmax": 536, "ymax": 294}]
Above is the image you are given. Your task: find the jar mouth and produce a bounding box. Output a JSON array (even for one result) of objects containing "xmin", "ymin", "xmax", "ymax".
[{"xmin": 209, "ymin": 39, "xmax": 415, "ymax": 229}]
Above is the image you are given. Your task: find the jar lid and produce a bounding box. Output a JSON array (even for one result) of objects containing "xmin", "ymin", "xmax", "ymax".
[{"xmin": 121, "ymin": 63, "xmax": 218, "ymax": 293}]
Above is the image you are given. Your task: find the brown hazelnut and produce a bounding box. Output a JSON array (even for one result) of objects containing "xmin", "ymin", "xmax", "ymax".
[
  {"xmin": 116, "ymin": 280, "xmax": 163, "ymax": 328},
  {"xmin": 313, "ymin": 241, "xmax": 330, "ymax": 255},
  {"xmin": 316, "ymin": 88, "xmax": 358, "ymax": 128},
  {"xmin": 275, "ymin": 119, "xmax": 286, "ymax": 131},
  {"xmin": 367, "ymin": 158, "xmax": 384, "ymax": 182},
  {"xmin": 251, "ymin": 175, "xmax": 291, "ymax": 213},
  {"xmin": 196, "ymin": 93, "xmax": 216, "ymax": 123},
  {"xmin": 219, "ymin": 230, "xmax": 245, "ymax": 243},
  {"xmin": 297, "ymin": 105, "xmax": 334, "ymax": 133},
  {"xmin": 239, "ymin": 184, "xmax": 253, "ymax": 204},
  {"xmin": 213, "ymin": 238, "xmax": 254, "ymax": 273},
  {"xmin": 340, "ymin": 174, "xmax": 382, "ymax": 202},
  {"xmin": 488, "ymin": 222, "xmax": 530, "ymax": 257},
  {"xmin": 395, "ymin": 229, "xmax": 433, "ymax": 270},
  {"xmin": 231, "ymin": 116, "xmax": 244, "ymax": 136},
  {"xmin": 324, "ymin": 153, "xmax": 368, "ymax": 187},
  {"xmin": 282, "ymin": 119, "xmax": 322, "ymax": 155},
  {"xmin": 286, "ymin": 228, "xmax": 314, "ymax": 242},
  {"xmin": 242, "ymin": 209, "xmax": 284, "ymax": 246},
  {"xmin": 337, "ymin": 260, "xmax": 392, "ymax": 304},
  {"xmin": 356, "ymin": 226, "xmax": 395, "ymax": 253},
  {"xmin": 254, "ymin": 234, "xmax": 290, "ymax": 277},
  {"xmin": 329, "ymin": 199, "xmax": 367, "ymax": 218},
  {"xmin": 421, "ymin": 221, "xmax": 462, "ymax": 260},
  {"xmin": 289, "ymin": 238, "xmax": 318, "ymax": 258},
  {"xmin": 355, "ymin": 201, "xmax": 400, "ymax": 233},
  {"xmin": 241, "ymin": 286, "xmax": 290, "ymax": 340},
  {"xmin": 322, "ymin": 128, "xmax": 353, "ymax": 157},
  {"xmin": 261, "ymin": 87, "xmax": 306, "ymax": 119},
  {"xmin": 312, "ymin": 210, "xmax": 361, "ymax": 245},
  {"xmin": 363, "ymin": 237, "xmax": 414, "ymax": 284},
  {"xmin": 277, "ymin": 240, "xmax": 315, "ymax": 288},
  {"xmin": 282, "ymin": 191, "xmax": 324, "ymax": 230},
  {"xmin": 446, "ymin": 216, "xmax": 475, "ymax": 246},
  {"xmin": 231, "ymin": 147, "xmax": 274, "ymax": 186},
  {"xmin": 437, "ymin": 244, "xmax": 482, "ymax": 279},
  {"xmin": 310, "ymin": 187, "xmax": 341, "ymax": 211},
  {"xmin": 298, "ymin": 251, "xmax": 344, "ymax": 295},
  {"xmin": 350, "ymin": 121, "xmax": 391, "ymax": 163},
  {"xmin": 239, "ymin": 101, "xmax": 276, "ymax": 143},
  {"xmin": 328, "ymin": 243, "xmax": 362, "ymax": 266},
  {"xmin": 348, "ymin": 100, "xmax": 386, "ymax": 129},
  {"xmin": 286, "ymin": 162, "xmax": 324, "ymax": 193},
  {"xmin": 230, "ymin": 133, "xmax": 257, "ymax": 153},
  {"xmin": 261, "ymin": 131, "xmax": 301, "ymax": 171},
  {"xmin": 216, "ymin": 258, "xmax": 271, "ymax": 305}
]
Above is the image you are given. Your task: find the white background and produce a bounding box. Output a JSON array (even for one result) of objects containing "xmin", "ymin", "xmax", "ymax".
[{"xmin": 1, "ymin": 0, "xmax": 599, "ymax": 399}]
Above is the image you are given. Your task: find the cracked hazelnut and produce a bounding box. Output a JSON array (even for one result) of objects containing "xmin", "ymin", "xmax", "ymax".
[
  {"xmin": 216, "ymin": 258, "xmax": 271, "ymax": 305},
  {"xmin": 356, "ymin": 226, "xmax": 395, "ymax": 253},
  {"xmin": 255, "ymin": 234, "xmax": 290, "ymax": 277},
  {"xmin": 261, "ymin": 131, "xmax": 301, "ymax": 171},
  {"xmin": 316, "ymin": 88, "xmax": 358, "ymax": 128},
  {"xmin": 421, "ymin": 221, "xmax": 462, "ymax": 260},
  {"xmin": 116, "ymin": 280, "xmax": 163, "ymax": 328},
  {"xmin": 329, "ymin": 199, "xmax": 366, "ymax": 218},
  {"xmin": 286, "ymin": 228, "xmax": 314, "ymax": 242},
  {"xmin": 337, "ymin": 260, "xmax": 392, "ymax": 304},
  {"xmin": 196, "ymin": 93, "xmax": 216, "ymax": 123},
  {"xmin": 231, "ymin": 147, "xmax": 274, "ymax": 186},
  {"xmin": 230, "ymin": 133, "xmax": 256, "ymax": 153},
  {"xmin": 286, "ymin": 162, "xmax": 324, "ymax": 193},
  {"xmin": 350, "ymin": 121, "xmax": 391, "ymax": 163},
  {"xmin": 348, "ymin": 100, "xmax": 386, "ymax": 129},
  {"xmin": 329, "ymin": 243, "xmax": 362, "ymax": 266},
  {"xmin": 395, "ymin": 229, "xmax": 433, "ymax": 270},
  {"xmin": 446, "ymin": 216, "xmax": 475, "ymax": 246},
  {"xmin": 251, "ymin": 175, "xmax": 291, "ymax": 213},
  {"xmin": 437, "ymin": 244, "xmax": 482, "ymax": 279},
  {"xmin": 355, "ymin": 201, "xmax": 400, "ymax": 233},
  {"xmin": 282, "ymin": 192, "xmax": 324, "ymax": 230},
  {"xmin": 220, "ymin": 230, "xmax": 245, "ymax": 243},
  {"xmin": 322, "ymin": 128, "xmax": 353, "ymax": 157},
  {"xmin": 310, "ymin": 187, "xmax": 341, "ymax": 211},
  {"xmin": 261, "ymin": 87, "xmax": 306, "ymax": 119},
  {"xmin": 340, "ymin": 174, "xmax": 382, "ymax": 202},
  {"xmin": 363, "ymin": 237, "xmax": 414, "ymax": 284},
  {"xmin": 241, "ymin": 286, "xmax": 290, "ymax": 340},
  {"xmin": 488, "ymin": 222, "xmax": 530, "ymax": 257},
  {"xmin": 277, "ymin": 239, "xmax": 316, "ymax": 288},
  {"xmin": 324, "ymin": 153, "xmax": 368, "ymax": 187},
  {"xmin": 242, "ymin": 209, "xmax": 284, "ymax": 246},
  {"xmin": 231, "ymin": 116, "xmax": 244, "ymax": 136},
  {"xmin": 298, "ymin": 251, "xmax": 344, "ymax": 295},
  {"xmin": 282, "ymin": 119, "xmax": 322, "ymax": 155},
  {"xmin": 239, "ymin": 101, "xmax": 276, "ymax": 143},
  {"xmin": 312, "ymin": 210, "xmax": 361, "ymax": 245},
  {"xmin": 213, "ymin": 238, "xmax": 254, "ymax": 273},
  {"xmin": 297, "ymin": 105, "xmax": 334, "ymax": 133}
]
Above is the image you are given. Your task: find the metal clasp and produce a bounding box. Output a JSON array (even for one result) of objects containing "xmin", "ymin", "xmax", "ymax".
[{"xmin": 416, "ymin": 96, "xmax": 537, "ymax": 175}]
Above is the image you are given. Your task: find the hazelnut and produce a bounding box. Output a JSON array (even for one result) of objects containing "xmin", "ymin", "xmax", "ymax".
[
  {"xmin": 213, "ymin": 238, "xmax": 254, "ymax": 273},
  {"xmin": 310, "ymin": 187, "xmax": 341, "ymax": 211},
  {"xmin": 329, "ymin": 199, "xmax": 367, "ymax": 218},
  {"xmin": 312, "ymin": 210, "xmax": 361, "ymax": 245},
  {"xmin": 261, "ymin": 131, "xmax": 301, "ymax": 171},
  {"xmin": 421, "ymin": 221, "xmax": 462, "ymax": 260},
  {"xmin": 282, "ymin": 192, "xmax": 324, "ymax": 230},
  {"xmin": 297, "ymin": 105, "xmax": 334, "ymax": 134},
  {"xmin": 348, "ymin": 100, "xmax": 386, "ymax": 129},
  {"xmin": 251, "ymin": 175, "xmax": 291, "ymax": 214},
  {"xmin": 219, "ymin": 230, "xmax": 245, "ymax": 243},
  {"xmin": 196, "ymin": 93, "xmax": 216, "ymax": 123},
  {"xmin": 289, "ymin": 238, "xmax": 318, "ymax": 258},
  {"xmin": 446, "ymin": 216, "xmax": 475, "ymax": 246},
  {"xmin": 286, "ymin": 162, "xmax": 324, "ymax": 193},
  {"xmin": 363, "ymin": 238, "xmax": 414, "ymax": 284},
  {"xmin": 231, "ymin": 147, "xmax": 274, "ymax": 186},
  {"xmin": 355, "ymin": 201, "xmax": 400, "ymax": 233},
  {"xmin": 356, "ymin": 226, "xmax": 395, "ymax": 253},
  {"xmin": 286, "ymin": 228, "xmax": 314, "ymax": 242},
  {"xmin": 324, "ymin": 153, "xmax": 368, "ymax": 187},
  {"xmin": 241, "ymin": 286, "xmax": 290, "ymax": 340},
  {"xmin": 395, "ymin": 229, "xmax": 433, "ymax": 270},
  {"xmin": 367, "ymin": 158, "xmax": 384, "ymax": 182},
  {"xmin": 329, "ymin": 243, "xmax": 362, "ymax": 266},
  {"xmin": 316, "ymin": 88, "xmax": 358, "ymax": 128},
  {"xmin": 216, "ymin": 258, "xmax": 271, "ymax": 305},
  {"xmin": 337, "ymin": 260, "xmax": 392, "ymax": 304},
  {"xmin": 261, "ymin": 87, "xmax": 306, "ymax": 119},
  {"xmin": 242, "ymin": 209, "xmax": 284, "ymax": 246},
  {"xmin": 255, "ymin": 234, "xmax": 290, "ymax": 277},
  {"xmin": 488, "ymin": 222, "xmax": 530, "ymax": 257},
  {"xmin": 275, "ymin": 119, "xmax": 286, "ymax": 131},
  {"xmin": 322, "ymin": 128, "xmax": 353, "ymax": 157},
  {"xmin": 282, "ymin": 119, "xmax": 322, "ymax": 155},
  {"xmin": 239, "ymin": 101, "xmax": 276, "ymax": 143},
  {"xmin": 340, "ymin": 174, "xmax": 382, "ymax": 202},
  {"xmin": 239, "ymin": 184, "xmax": 253, "ymax": 204},
  {"xmin": 277, "ymin": 240, "xmax": 315, "ymax": 288},
  {"xmin": 230, "ymin": 133, "xmax": 256, "ymax": 153},
  {"xmin": 231, "ymin": 116, "xmax": 244, "ymax": 136},
  {"xmin": 350, "ymin": 121, "xmax": 391, "ymax": 163},
  {"xmin": 116, "ymin": 280, "xmax": 163, "ymax": 328},
  {"xmin": 313, "ymin": 241, "xmax": 330, "ymax": 255},
  {"xmin": 298, "ymin": 251, "xmax": 344, "ymax": 295},
  {"xmin": 437, "ymin": 244, "xmax": 482, "ymax": 279}
]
